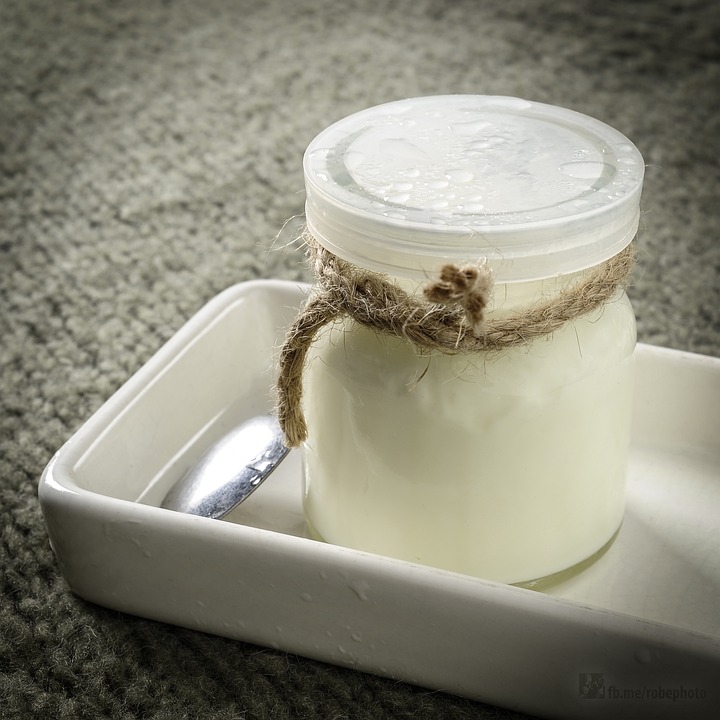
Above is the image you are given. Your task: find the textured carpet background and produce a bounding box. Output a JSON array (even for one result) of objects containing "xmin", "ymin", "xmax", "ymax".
[{"xmin": 1, "ymin": 0, "xmax": 719, "ymax": 718}]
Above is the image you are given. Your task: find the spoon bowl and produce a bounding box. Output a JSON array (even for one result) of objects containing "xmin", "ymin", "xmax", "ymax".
[{"xmin": 160, "ymin": 415, "xmax": 290, "ymax": 519}]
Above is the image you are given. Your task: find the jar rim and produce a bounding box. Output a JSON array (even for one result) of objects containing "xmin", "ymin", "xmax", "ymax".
[{"xmin": 303, "ymin": 95, "xmax": 644, "ymax": 282}]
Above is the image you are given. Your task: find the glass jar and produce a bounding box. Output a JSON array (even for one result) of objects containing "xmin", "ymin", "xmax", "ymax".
[{"xmin": 298, "ymin": 96, "xmax": 644, "ymax": 585}]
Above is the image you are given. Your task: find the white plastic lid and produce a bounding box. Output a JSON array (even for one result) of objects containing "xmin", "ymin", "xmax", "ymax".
[{"xmin": 303, "ymin": 95, "xmax": 644, "ymax": 283}]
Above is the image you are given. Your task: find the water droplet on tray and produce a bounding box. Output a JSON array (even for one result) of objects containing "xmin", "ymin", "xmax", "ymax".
[
  {"xmin": 349, "ymin": 579, "xmax": 370, "ymax": 601},
  {"xmin": 634, "ymin": 647, "xmax": 653, "ymax": 664}
]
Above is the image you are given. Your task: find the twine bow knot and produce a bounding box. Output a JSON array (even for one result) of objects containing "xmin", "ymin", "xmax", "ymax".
[{"xmin": 423, "ymin": 262, "xmax": 494, "ymax": 335}]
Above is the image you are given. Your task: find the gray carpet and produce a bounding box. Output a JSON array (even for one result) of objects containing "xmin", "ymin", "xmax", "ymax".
[{"xmin": 1, "ymin": 0, "xmax": 719, "ymax": 718}]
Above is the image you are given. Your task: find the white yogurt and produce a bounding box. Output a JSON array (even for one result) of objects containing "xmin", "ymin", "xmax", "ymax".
[
  {"xmin": 303, "ymin": 288, "xmax": 635, "ymax": 583},
  {"xmin": 299, "ymin": 96, "xmax": 644, "ymax": 583}
]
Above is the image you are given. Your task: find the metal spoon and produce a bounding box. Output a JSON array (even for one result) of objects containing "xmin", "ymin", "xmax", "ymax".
[{"xmin": 160, "ymin": 415, "xmax": 290, "ymax": 519}]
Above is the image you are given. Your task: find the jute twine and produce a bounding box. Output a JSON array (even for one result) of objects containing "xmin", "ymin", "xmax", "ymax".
[{"xmin": 277, "ymin": 231, "xmax": 636, "ymax": 447}]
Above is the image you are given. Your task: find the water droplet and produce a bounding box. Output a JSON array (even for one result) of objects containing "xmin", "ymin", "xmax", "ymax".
[
  {"xmin": 351, "ymin": 631, "xmax": 363, "ymax": 643},
  {"xmin": 451, "ymin": 119, "xmax": 492, "ymax": 136},
  {"xmin": 337, "ymin": 645, "xmax": 347, "ymax": 655},
  {"xmin": 319, "ymin": 569, "xmax": 328, "ymax": 580},
  {"xmin": 384, "ymin": 103, "xmax": 414, "ymax": 116},
  {"xmin": 300, "ymin": 592, "xmax": 312, "ymax": 602},
  {"xmin": 484, "ymin": 97, "xmax": 533, "ymax": 110},
  {"xmin": 428, "ymin": 199, "xmax": 449, "ymax": 210},
  {"xmin": 387, "ymin": 192, "xmax": 410, "ymax": 204},
  {"xmin": 618, "ymin": 156, "xmax": 637, "ymax": 165},
  {"xmin": 379, "ymin": 138, "xmax": 428, "ymax": 163},
  {"xmin": 559, "ymin": 161, "xmax": 611, "ymax": 180},
  {"xmin": 349, "ymin": 579, "xmax": 370, "ymax": 601},
  {"xmin": 429, "ymin": 179, "xmax": 449, "ymax": 189},
  {"xmin": 404, "ymin": 168, "xmax": 421, "ymax": 178},
  {"xmin": 344, "ymin": 150, "xmax": 365, "ymax": 171},
  {"xmin": 462, "ymin": 202, "xmax": 485, "ymax": 213},
  {"xmin": 445, "ymin": 168, "xmax": 474, "ymax": 183},
  {"xmin": 392, "ymin": 181, "xmax": 414, "ymax": 191}
]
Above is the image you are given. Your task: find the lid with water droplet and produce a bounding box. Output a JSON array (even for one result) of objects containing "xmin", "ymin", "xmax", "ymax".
[{"xmin": 303, "ymin": 95, "xmax": 644, "ymax": 283}]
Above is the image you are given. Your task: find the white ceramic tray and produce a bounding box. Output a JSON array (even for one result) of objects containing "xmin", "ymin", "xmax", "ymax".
[{"xmin": 39, "ymin": 280, "xmax": 720, "ymax": 720}]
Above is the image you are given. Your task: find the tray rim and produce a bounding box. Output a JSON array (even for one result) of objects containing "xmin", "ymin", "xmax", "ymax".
[
  {"xmin": 39, "ymin": 279, "xmax": 720, "ymax": 638},
  {"xmin": 38, "ymin": 279, "xmax": 720, "ymax": 717}
]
